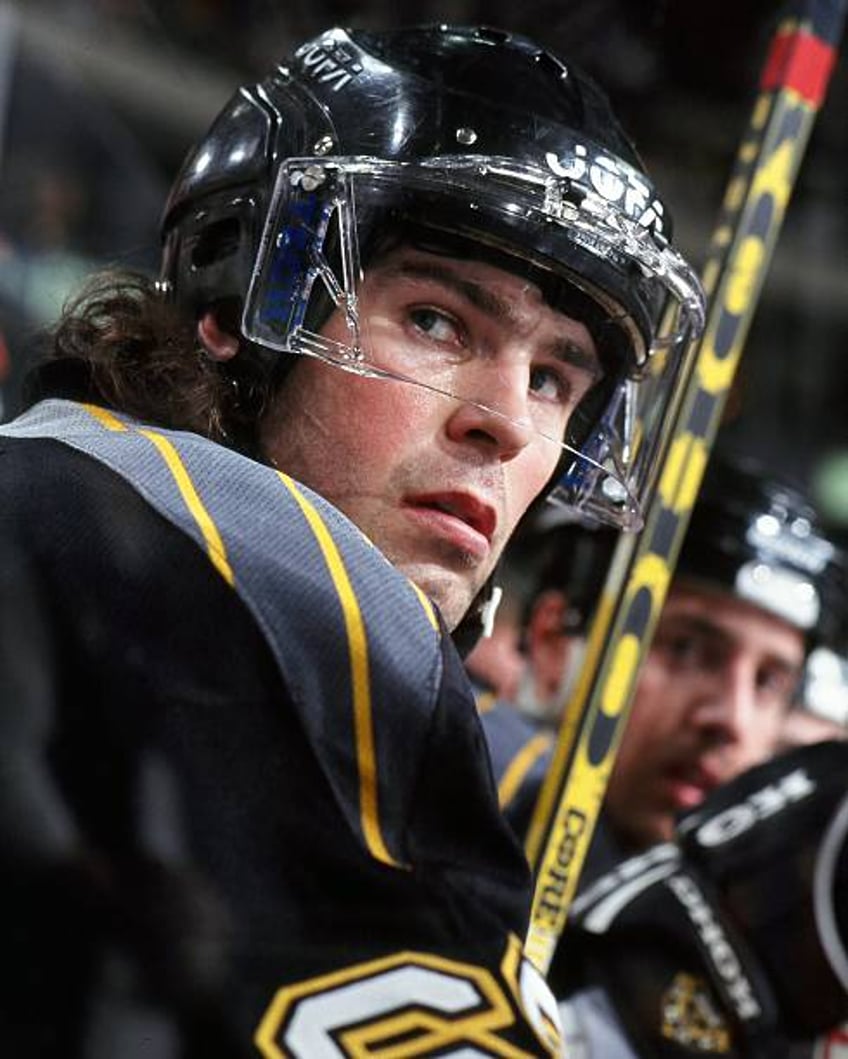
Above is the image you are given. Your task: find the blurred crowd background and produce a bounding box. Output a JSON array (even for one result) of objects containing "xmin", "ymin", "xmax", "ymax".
[{"xmin": 0, "ymin": 0, "xmax": 846, "ymax": 529}]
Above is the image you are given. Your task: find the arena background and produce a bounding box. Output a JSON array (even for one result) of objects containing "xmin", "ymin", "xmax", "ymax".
[{"xmin": 0, "ymin": 0, "xmax": 846, "ymax": 531}]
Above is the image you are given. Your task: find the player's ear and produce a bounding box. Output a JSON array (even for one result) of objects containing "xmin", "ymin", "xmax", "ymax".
[{"xmin": 198, "ymin": 310, "xmax": 240, "ymax": 362}]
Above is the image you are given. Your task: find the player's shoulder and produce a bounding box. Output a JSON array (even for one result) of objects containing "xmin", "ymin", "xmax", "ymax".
[
  {"xmin": 0, "ymin": 431, "xmax": 128, "ymax": 520},
  {"xmin": 478, "ymin": 698, "xmax": 553, "ymax": 772}
]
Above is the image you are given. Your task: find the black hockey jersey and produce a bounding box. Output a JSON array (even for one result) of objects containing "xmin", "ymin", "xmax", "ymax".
[{"xmin": 0, "ymin": 390, "xmax": 561, "ymax": 1057}]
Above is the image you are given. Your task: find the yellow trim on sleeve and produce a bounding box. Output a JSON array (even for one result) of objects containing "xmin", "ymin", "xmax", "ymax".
[
  {"xmin": 409, "ymin": 581, "xmax": 439, "ymax": 631},
  {"xmin": 498, "ymin": 733, "xmax": 553, "ymax": 810},
  {"xmin": 80, "ymin": 405, "xmax": 235, "ymax": 586},
  {"xmin": 137, "ymin": 429, "xmax": 235, "ymax": 587},
  {"xmin": 81, "ymin": 403, "xmax": 129, "ymax": 433},
  {"xmin": 277, "ymin": 472, "xmax": 401, "ymax": 869},
  {"xmin": 475, "ymin": 690, "xmax": 497, "ymax": 715}
]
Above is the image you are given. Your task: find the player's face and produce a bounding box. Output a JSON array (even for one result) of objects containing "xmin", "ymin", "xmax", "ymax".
[
  {"xmin": 261, "ymin": 246, "xmax": 601, "ymax": 629},
  {"xmin": 604, "ymin": 581, "xmax": 805, "ymax": 849}
]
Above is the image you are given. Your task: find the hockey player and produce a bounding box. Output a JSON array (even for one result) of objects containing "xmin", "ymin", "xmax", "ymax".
[
  {"xmin": 485, "ymin": 454, "xmax": 847, "ymax": 852},
  {"xmin": 557, "ymin": 458, "xmax": 848, "ymax": 1057},
  {"xmin": 0, "ymin": 24, "xmax": 703, "ymax": 1057},
  {"xmin": 479, "ymin": 454, "xmax": 848, "ymax": 1055},
  {"xmin": 599, "ymin": 456, "xmax": 847, "ymax": 850}
]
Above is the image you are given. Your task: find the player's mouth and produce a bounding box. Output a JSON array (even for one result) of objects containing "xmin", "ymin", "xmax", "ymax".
[
  {"xmin": 663, "ymin": 761, "xmax": 723, "ymax": 812},
  {"xmin": 403, "ymin": 491, "xmax": 496, "ymax": 557}
]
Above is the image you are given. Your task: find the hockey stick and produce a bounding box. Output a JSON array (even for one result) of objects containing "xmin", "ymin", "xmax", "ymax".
[{"xmin": 524, "ymin": 0, "xmax": 847, "ymax": 975}]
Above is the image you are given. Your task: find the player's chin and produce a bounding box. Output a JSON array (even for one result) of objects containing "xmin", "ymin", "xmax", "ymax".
[
  {"xmin": 400, "ymin": 559, "xmax": 487, "ymax": 631},
  {"xmin": 626, "ymin": 807, "xmax": 677, "ymax": 849}
]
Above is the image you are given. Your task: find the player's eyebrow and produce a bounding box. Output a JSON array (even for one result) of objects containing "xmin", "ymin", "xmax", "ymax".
[
  {"xmin": 389, "ymin": 259, "xmax": 519, "ymax": 322},
  {"xmin": 543, "ymin": 335, "xmax": 602, "ymax": 380},
  {"xmin": 377, "ymin": 257, "xmax": 601, "ymax": 377},
  {"xmin": 659, "ymin": 614, "xmax": 803, "ymax": 677}
]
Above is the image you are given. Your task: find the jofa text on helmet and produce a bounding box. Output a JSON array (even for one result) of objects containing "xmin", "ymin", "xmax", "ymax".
[
  {"xmin": 546, "ymin": 146, "xmax": 667, "ymax": 235},
  {"xmin": 295, "ymin": 40, "xmax": 363, "ymax": 93}
]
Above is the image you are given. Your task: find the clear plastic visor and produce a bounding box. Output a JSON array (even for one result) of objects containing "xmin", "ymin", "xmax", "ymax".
[{"xmin": 243, "ymin": 157, "xmax": 705, "ymax": 530}]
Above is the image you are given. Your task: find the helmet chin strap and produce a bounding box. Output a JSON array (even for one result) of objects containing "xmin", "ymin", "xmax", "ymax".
[{"xmin": 451, "ymin": 568, "xmax": 505, "ymax": 659}]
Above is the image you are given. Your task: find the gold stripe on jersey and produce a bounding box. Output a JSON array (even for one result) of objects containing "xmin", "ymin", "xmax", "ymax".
[
  {"xmin": 498, "ymin": 733, "xmax": 553, "ymax": 811},
  {"xmin": 138, "ymin": 428, "xmax": 235, "ymax": 587},
  {"xmin": 475, "ymin": 689, "xmax": 497, "ymax": 715},
  {"xmin": 80, "ymin": 404, "xmax": 235, "ymax": 586},
  {"xmin": 277, "ymin": 471, "xmax": 400, "ymax": 869},
  {"xmin": 409, "ymin": 581, "xmax": 439, "ymax": 631},
  {"xmin": 81, "ymin": 403, "xmax": 129, "ymax": 433},
  {"xmin": 345, "ymin": 514, "xmax": 437, "ymax": 629}
]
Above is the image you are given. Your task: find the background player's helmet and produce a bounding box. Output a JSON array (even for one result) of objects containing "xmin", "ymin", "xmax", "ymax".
[
  {"xmin": 518, "ymin": 450, "xmax": 847, "ymax": 655},
  {"xmin": 160, "ymin": 24, "xmax": 704, "ymax": 530},
  {"xmin": 678, "ymin": 452, "xmax": 848, "ymax": 655}
]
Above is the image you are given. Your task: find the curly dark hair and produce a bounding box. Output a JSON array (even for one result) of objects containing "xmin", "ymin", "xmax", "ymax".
[{"xmin": 49, "ymin": 271, "xmax": 275, "ymax": 454}]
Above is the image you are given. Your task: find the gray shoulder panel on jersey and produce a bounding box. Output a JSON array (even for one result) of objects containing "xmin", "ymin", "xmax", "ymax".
[{"xmin": 1, "ymin": 398, "xmax": 445, "ymax": 868}]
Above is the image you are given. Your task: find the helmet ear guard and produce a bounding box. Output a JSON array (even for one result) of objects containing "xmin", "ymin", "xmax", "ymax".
[{"xmin": 160, "ymin": 193, "xmax": 262, "ymax": 314}]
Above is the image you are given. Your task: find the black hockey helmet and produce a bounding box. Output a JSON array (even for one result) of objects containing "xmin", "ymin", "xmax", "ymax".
[
  {"xmin": 677, "ymin": 452, "xmax": 848, "ymax": 653},
  {"xmin": 160, "ymin": 24, "xmax": 704, "ymax": 530},
  {"xmin": 512, "ymin": 450, "xmax": 847, "ymax": 654},
  {"xmin": 509, "ymin": 514, "xmax": 617, "ymax": 638}
]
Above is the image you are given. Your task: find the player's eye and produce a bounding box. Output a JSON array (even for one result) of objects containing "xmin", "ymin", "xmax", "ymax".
[
  {"xmin": 655, "ymin": 629, "xmax": 719, "ymax": 672},
  {"xmin": 756, "ymin": 665, "xmax": 799, "ymax": 705},
  {"xmin": 530, "ymin": 364, "xmax": 571, "ymax": 404},
  {"xmin": 408, "ymin": 306, "xmax": 464, "ymax": 345}
]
